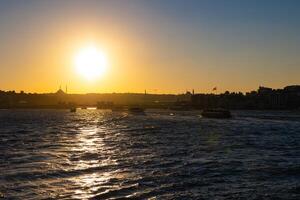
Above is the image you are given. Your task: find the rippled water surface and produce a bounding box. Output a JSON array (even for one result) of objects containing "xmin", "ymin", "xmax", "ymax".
[{"xmin": 0, "ymin": 109, "xmax": 300, "ymax": 199}]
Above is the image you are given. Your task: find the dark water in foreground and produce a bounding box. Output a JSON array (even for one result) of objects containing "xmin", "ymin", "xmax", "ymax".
[{"xmin": 0, "ymin": 109, "xmax": 299, "ymax": 200}]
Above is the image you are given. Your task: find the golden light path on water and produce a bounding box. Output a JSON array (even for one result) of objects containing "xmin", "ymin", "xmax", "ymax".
[
  {"xmin": 66, "ymin": 113, "xmax": 137, "ymax": 200},
  {"xmin": 63, "ymin": 111, "xmax": 222, "ymax": 199},
  {"xmin": 70, "ymin": 126, "xmax": 116, "ymax": 199}
]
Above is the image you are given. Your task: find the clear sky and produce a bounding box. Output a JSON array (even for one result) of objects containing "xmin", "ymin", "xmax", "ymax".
[{"xmin": 0, "ymin": 0, "xmax": 299, "ymax": 94}]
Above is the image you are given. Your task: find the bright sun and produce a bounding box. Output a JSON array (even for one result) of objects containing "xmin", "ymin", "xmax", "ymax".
[{"xmin": 74, "ymin": 45, "xmax": 107, "ymax": 80}]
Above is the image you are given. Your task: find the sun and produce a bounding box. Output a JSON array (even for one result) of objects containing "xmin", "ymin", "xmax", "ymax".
[{"xmin": 74, "ymin": 45, "xmax": 107, "ymax": 80}]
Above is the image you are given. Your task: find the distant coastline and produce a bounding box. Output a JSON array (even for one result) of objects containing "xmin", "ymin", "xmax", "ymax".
[{"xmin": 0, "ymin": 85, "xmax": 299, "ymax": 110}]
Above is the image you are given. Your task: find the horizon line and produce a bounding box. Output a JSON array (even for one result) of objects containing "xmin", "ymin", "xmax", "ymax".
[{"xmin": 1, "ymin": 84, "xmax": 299, "ymax": 95}]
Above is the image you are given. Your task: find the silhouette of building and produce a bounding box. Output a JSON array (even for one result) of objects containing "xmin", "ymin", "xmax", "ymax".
[
  {"xmin": 56, "ymin": 86, "xmax": 66, "ymax": 95},
  {"xmin": 0, "ymin": 85, "xmax": 299, "ymax": 109},
  {"xmin": 191, "ymin": 85, "xmax": 300, "ymax": 110}
]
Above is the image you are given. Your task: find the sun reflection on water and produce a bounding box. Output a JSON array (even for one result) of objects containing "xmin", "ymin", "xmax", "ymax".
[{"xmin": 67, "ymin": 113, "xmax": 125, "ymax": 199}]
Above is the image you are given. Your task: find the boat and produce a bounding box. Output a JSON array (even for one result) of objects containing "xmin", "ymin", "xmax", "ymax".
[
  {"xmin": 70, "ymin": 107, "xmax": 76, "ymax": 112},
  {"xmin": 128, "ymin": 107, "xmax": 145, "ymax": 114},
  {"xmin": 201, "ymin": 109, "xmax": 231, "ymax": 118}
]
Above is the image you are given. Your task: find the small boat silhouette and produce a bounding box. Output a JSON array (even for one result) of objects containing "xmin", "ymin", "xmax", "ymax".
[{"xmin": 70, "ymin": 107, "xmax": 76, "ymax": 112}]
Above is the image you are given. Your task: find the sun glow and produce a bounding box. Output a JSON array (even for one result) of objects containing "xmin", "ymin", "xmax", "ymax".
[{"xmin": 74, "ymin": 46, "xmax": 107, "ymax": 80}]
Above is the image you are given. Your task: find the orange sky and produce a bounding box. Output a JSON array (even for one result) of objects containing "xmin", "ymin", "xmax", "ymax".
[{"xmin": 0, "ymin": 1, "xmax": 299, "ymax": 94}]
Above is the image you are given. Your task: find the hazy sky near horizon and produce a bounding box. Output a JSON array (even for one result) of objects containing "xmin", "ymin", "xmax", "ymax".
[{"xmin": 0, "ymin": 0, "xmax": 299, "ymax": 93}]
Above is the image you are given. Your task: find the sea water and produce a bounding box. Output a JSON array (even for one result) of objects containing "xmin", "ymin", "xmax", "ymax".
[{"xmin": 0, "ymin": 109, "xmax": 299, "ymax": 199}]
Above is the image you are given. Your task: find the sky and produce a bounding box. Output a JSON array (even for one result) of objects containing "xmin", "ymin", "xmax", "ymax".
[{"xmin": 0, "ymin": 0, "xmax": 299, "ymax": 94}]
